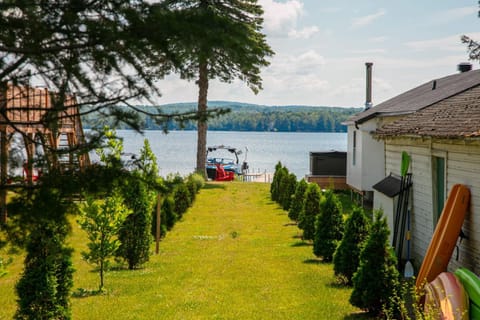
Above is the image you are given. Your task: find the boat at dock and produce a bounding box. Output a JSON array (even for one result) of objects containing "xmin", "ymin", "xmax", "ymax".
[{"xmin": 206, "ymin": 145, "xmax": 248, "ymax": 181}]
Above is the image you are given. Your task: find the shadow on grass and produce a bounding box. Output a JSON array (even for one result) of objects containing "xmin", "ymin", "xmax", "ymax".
[
  {"xmin": 290, "ymin": 241, "xmax": 311, "ymax": 247},
  {"xmin": 343, "ymin": 312, "xmax": 374, "ymax": 320},
  {"xmin": 72, "ymin": 288, "xmax": 105, "ymax": 298},
  {"xmin": 303, "ymin": 258, "xmax": 322, "ymax": 265},
  {"xmin": 284, "ymin": 222, "xmax": 297, "ymax": 227},
  {"xmin": 203, "ymin": 183, "xmax": 227, "ymax": 190}
]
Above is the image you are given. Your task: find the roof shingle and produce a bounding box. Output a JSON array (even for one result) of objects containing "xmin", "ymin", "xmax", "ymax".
[
  {"xmin": 345, "ymin": 69, "xmax": 480, "ymax": 125},
  {"xmin": 375, "ymin": 85, "xmax": 480, "ymax": 138}
]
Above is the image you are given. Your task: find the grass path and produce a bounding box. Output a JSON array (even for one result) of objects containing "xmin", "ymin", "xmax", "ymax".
[{"xmin": 1, "ymin": 182, "xmax": 369, "ymax": 319}]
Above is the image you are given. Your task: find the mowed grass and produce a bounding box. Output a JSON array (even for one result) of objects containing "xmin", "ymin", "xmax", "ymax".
[{"xmin": 1, "ymin": 182, "xmax": 371, "ymax": 319}]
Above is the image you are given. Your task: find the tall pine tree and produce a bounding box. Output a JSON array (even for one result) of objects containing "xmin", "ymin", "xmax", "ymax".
[{"xmin": 150, "ymin": 0, "xmax": 273, "ymax": 176}]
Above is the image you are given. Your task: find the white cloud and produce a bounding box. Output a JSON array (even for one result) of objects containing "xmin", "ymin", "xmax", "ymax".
[
  {"xmin": 404, "ymin": 32, "xmax": 480, "ymax": 52},
  {"xmin": 368, "ymin": 36, "xmax": 388, "ymax": 43},
  {"xmin": 288, "ymin": 26, "xmax": 320, "ymax": 39},
  {"xmin": 259, "ymin": 0, "xmax": 303, "ymax": 36},
  {"xmin": 351, "ymin": 9, "xmax": 386, "ymax": 28},
  {"xmin": 350, "ymin": 48, "xmax": 387, "ymax": 55},
  {"xmin": 430, "ymin": 6, "xmax": 478, "ymax": 24}
]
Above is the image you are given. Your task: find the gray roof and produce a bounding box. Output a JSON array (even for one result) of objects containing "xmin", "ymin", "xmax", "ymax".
[
  {"xmin": 375, "ymin": 85, "xmax": 480, "ymax": 139},
  {"xmin": 345, "ymin": 69, "xmax": 480, "ymax": 125}
]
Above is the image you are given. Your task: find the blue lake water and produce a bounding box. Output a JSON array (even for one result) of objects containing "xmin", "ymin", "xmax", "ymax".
[{"xmin": 112, "ymin": 130, "xmax": 347, "ymax": 179}]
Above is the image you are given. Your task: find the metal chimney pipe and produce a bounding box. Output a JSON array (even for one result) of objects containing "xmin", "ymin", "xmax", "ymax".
[{"xmin": 365, "ymin": 62, "xmax": 373, "ymax": 110}]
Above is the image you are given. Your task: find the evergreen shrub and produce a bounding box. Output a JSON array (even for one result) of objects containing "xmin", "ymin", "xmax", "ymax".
[
  {"xmin": 313, "ymin": 189, "xmax": 344, "ymax": 261},
  {"xmin": 173, "ymin": 183, "xmax": 191, "ymax": 218},
  {"xmin": 333, "ymin": 206, "xmax": 370, "ymax": 284},
  {"xmin": 298, "ymin": 183, "xmax": 321, "ymax": 241},
  {"xmin": 288, "ymin": 179, "xmax": 308, "ymax": 222},
  {"xmin": 280, "ymin": 173, "xmax": 297, "ymax": 211},
  {"xmin": 350, "ymin": 210, "xmax": 401, "ymax": 316},
  {"xmin": 117, "ymin": 176, "xmax": 155, "ymax": 270},
  {"xmin": 270, "ymin": 162, "xmax": 284, "ymax": 201}
]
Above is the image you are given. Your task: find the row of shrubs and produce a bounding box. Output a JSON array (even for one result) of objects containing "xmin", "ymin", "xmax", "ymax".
[
  {"xmin": 270, "ymin": 162, "xmax": 409, "ymax": 318},
  {"xmin": 153, "ymin": 173, "xmax": 205, "ymax": 241}
]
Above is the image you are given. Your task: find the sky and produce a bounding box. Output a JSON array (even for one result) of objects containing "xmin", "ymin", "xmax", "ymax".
[{"xmin": 155, "ymin": 0, "xmax": 480, "ymax": 108}]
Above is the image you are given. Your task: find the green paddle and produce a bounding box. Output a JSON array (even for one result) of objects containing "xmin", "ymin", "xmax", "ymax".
[
  {"xmin": 401, "ymin": 151, "xmax": 410, "ymax": 177},
  {"xmin": 401, "ymin": 151, "xmax": 414, "ymax": 277}
]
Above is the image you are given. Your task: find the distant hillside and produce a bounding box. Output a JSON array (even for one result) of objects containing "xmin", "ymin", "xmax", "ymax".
[{"xmin": 83, "ymin": 101, "xmax": 362, "ymax": 132}]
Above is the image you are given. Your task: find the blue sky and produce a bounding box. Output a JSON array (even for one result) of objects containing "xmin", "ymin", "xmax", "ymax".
[{"xmin": 156, "ymin": 0, "xmax": 480, "ymax": 108}]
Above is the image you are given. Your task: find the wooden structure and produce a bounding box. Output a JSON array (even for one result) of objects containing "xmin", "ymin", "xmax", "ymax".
[{"xmin": 0, "ymin": 85, "xmax": 90, "ymax": 223}]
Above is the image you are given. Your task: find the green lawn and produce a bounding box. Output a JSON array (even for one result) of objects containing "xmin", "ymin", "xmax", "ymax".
[{"xmin": 1, "ymin": 182, "xmax": 371, "ymax": 319}]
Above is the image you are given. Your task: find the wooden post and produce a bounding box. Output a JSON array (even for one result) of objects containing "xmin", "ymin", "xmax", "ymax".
[{"xmin": 155, "ymin": 193, "xmax": 161, "ymax": 254}]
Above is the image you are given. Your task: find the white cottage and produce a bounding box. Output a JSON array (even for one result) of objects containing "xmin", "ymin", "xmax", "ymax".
[
  {"xmin": 374, "ymin": 70, "xmax": 480, "ymax": 273},
  {"xmin": 344, "ymin": 65, "xmax": 480, "ymax": 232}
]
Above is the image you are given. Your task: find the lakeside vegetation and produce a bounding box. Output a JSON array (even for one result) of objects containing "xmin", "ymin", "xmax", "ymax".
[
  {"xmin": 82, "ymin": 102, "xmax": 361, "ymax": 132},
  {"xmin": 0, "ymin": 182, "xmax": 370, "ymax": 319}
]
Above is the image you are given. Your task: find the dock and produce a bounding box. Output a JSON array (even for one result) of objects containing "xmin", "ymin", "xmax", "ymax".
[{"xmin": 242, "ymin": 171, "xmax": 272, "ymax": 183}]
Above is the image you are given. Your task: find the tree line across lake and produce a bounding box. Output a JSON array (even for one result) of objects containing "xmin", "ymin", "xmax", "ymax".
[{"xmin": 83, "ymin": 101, "xmax": 362, "ymax": 133}]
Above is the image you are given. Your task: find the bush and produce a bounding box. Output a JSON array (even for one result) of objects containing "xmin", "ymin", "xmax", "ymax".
[
  {"xmin": 173, "ymin": 183, "xmax": 191, "ymax": 218},
  {"xmin": 188, "ymin": 173, "xmax": 205, "ymax": 191},
  {"xmin": 350, "ymin": 210, "xmax": 401, "ymax": 316},
  {"xmin": 79, "ymin": 193, "xmax": 130, "ymax": 290},
  {"xmin": 270, "ymin": 162, "xmax": 285, "ymax": 202},
  {"xmin": 9, "ymin": 185, "xmax": 74, "ymax": 320},
  {"xmin": 15, "ymin": 223, "xmax": 74, "ymax": 320},
  {"xmin": 313, "ymin": 189, "xmax": 344, "ymax": 261},
  {"xmin": 280, "ymin": 172, "xmax": 297, "ymax": 211},
  {"xmin": 333, "ymin": 206, "xmax": 370, "ymax": 284},
  {"xmin": 151, "ymin": 196, "xmax": 177, "ymax": 237},
  {"xmin": 298, "ymin": 183, "xmax": 321, "ymax": 241},
  {"xmin": 185, "ymin": 176, "xmax": 198, "ymax": 202},
  {"xmin": 288, "ymin": 179, "xmax": 308, "ymax": 222},
  {"xmin": 117, "ymin": 176, "xmax": 155, "ymax": 270}
]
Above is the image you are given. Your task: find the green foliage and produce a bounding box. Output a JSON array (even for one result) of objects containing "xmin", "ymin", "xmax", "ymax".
[
  {"xmin": 78, "ymin": 193, "xmax": 130, "ymax": 291},
  {"xmin": 186, "ymin": 176, "xmax": 198, "ymax": 203},
  {"xmin": 0, "ymin": 256, "xmax": 11, "ymax": 278},
  {"xmin": 313, "ymin": 190, "xmax": 344, "ymax": 261},
  {"xmin": 117, "ymin": 175, "xmax": 155, "ymax": 270},
  {"xmin": 15, "ymin": 227, "xmax": 74, "ymax": 320},
  {"xmin": 298, "ymin": 183, "xmax": 321, "ymax": 241},
  {"xmin": 333, "ymin": 207, "xmax": 370, "ymax": 284},
  {"xmin": 83, "ymin": 103, "xmax": 360, "ymax": 132},
  {"xmin": 188, "ymin": 173, "xmax": 206, "ymax": 191},
  {"xmin": 136, "ymin": 138, "xmax": 160, "ymax": 183},
  {"xmin": 288, "ymin": 179, "xmax": 308, "ymax": 222},
  {"xmin": 173, "ymin": 183, "xmax": 191, "ymax": 219},
  {"xmin": 162, "ymin": 196, "xmax": 177, "ymax": 231},
  {"xmin": 279, "ymin": 173, "xmax": 297, "ymax": 211},
  {"xmin": 270, "ymin": 163, "xmax": 286, "ymax": 202},
  {"xmin": 350, "ymin": 210, "xmax": 401, "ymax": 316},
  {"xmin": 97, "ymin": 128, "xmax": 123, "ymax": 169},
  {"xmin": 10, "ymin": 186, "xmax": 75, "ymax": 320}
]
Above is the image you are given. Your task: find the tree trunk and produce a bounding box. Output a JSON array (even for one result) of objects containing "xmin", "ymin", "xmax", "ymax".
[{"xmin": 196, "ymin": 61, "xmax": 209, "ymax": 178}]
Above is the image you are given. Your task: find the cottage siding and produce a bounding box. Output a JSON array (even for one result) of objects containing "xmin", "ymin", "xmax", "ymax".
[
  {"xmin": 383, "ymin": 138, "xmax": 480, "ymax": 274},
  {"xmin": 346, "ymin": 119, "xmax": 385, "ymax": 192},
  {"xmin": 384, "ymin": 141, "xmax": 435, "ymax": 266},
  {"xmin": 443, "ymin": 144, "xmax": 480, "ymax": 272}
]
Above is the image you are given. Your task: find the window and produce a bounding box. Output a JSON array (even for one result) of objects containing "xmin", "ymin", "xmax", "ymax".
[
  {"xmin": 352, "ymin": 131, "xmax": 357, "ymax": 166},
  {"xmin": 432, "ymin": 155, "xmax": 446, "ymax": 224}
]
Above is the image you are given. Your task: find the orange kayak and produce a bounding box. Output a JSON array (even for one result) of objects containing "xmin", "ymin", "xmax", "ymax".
[{"xmin": 416, "ymin": 184, "xmax": 470, "ymax": 289}]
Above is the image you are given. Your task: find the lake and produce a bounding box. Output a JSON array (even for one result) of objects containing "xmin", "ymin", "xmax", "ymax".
[{"xmin": 113, "ymin": 130, "xmax": 347, "ymax": 179}]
